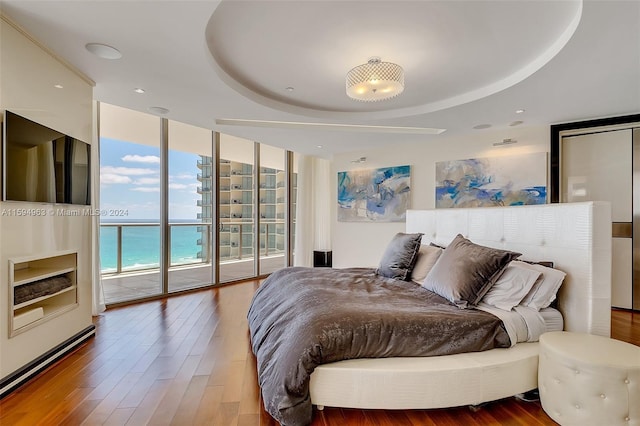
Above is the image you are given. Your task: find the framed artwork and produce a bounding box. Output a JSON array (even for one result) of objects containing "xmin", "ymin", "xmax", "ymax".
[
  {"xmin": 435, "ymin": 153, "xmax": 547, "ymax": 208},
  {"xmin": 338, "ymin": 165, "xmax": 411, "ymax": 222}
]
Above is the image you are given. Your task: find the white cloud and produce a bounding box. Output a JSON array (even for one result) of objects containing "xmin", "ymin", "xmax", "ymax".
[
  {"xmin": 131, "ymin": 187, "xmax": 160, "ymax": 193},
  {"xmin": 100, "ymin": 173, "xmax": 132, "ymax": 184},
  {"xmin": 169, "ymin": 183, "xmax": 188, "ymax": 189},
  {"xmin": 122, "ymin": 154, "xmax": 160, "ymax": 164},
  {"xmin": 135, "ymin": 177, "xmax": 160, "ymax": 185},
  {"xmin": 171, "ymin": 173, "xmax": 195, "ymax": 180},
  {"xmin": 101, "ymin": 166, "xmax": 157, "ymax": 176}
]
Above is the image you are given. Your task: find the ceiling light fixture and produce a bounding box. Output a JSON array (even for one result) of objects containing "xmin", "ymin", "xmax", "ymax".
[
  {"xmin": 85, "ymin": 43, "xmax": 122, "ymax": 59},
  {"xmin": 134, "ymin": 88, "xmax": 145, "ymax": 94},
  {"xmin": 515, "ymin": 109, "xmax": 525, "ymax": 114},
  {"xmin": 148, "ymin": 106, "xmax": 170, "ymax": 115},
  {"xmin": 54, "ymin": 84, "xmax": 64, "ymax": 89},
  {"xmin": 346, "ymin": 57, "xmax": 404, "ymax": 102}
]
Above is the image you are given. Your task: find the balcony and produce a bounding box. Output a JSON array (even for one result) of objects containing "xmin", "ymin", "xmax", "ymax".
[{"xmin": 100, "ymin": 222, "xmax": 287, "ymax": 304}]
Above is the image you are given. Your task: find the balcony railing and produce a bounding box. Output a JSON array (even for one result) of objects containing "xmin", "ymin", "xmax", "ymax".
[
  {"xmin": 100, "ymin": 222, "xmax": 212, "ymax": 274},
  {"xmin": 100, "ymin": 221, "xmax": 286, "ymax": 275}
]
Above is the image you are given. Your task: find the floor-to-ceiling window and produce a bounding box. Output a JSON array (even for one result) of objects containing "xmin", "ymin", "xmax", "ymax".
[
  {"xmin": 168, "ymin": 120, "xmax": 215, "ymax": 292},
  {"xmin": 99, "ymin": 103, "xmax": 162, "ymax": 303},
  {"xmin": 99, "ymin": 104, "xmax": 297, "ymax": 305},
  {"xmin": 259, "ymin": 144, "xmax": 287, "ymax": 274},
  {"xmin": 218, "ymin": 134, "xmax": 256, "ymax": 282}
]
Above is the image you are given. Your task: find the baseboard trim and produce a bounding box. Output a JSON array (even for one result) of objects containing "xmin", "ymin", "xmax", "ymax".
[{"xmin": 0, "ymin": 325, "xmax": 96, "ymax": 398}]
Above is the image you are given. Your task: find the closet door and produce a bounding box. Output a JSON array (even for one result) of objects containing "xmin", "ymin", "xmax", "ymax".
[{"xmin": 562, "ymin": 129, "xmax": 633, "ymax": 309}]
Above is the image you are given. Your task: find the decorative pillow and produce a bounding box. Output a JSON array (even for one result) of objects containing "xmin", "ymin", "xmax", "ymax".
[
  {"xmin": 481, "ymin": 261, "xmax": 542, "ymax": 311},
  {"xmin": 518, "ymin": 262, "xmax": 567, "ymax": 310},
  {"xmin": 422, "ymin": 234, "xmax": 522, "ymax": 308},
  {"xmin": 376, "ymin": 233, "xmax": 423, "ymax": 280},
  {"xmin": 411, "ymin": 245, "xmax": 443, "ymax": 284},
  {"xmin": 520, "ymin": 259, "xmax": 554, "ymax": 268}
]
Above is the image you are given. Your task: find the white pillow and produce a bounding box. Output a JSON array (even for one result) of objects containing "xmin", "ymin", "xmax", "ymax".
[
  {"xmin": 481, "ymin": 261, "xmax": 542, "ymax": 311},
  {"xmin": 411, "ymin": 245, "xmax": 442, "ymax": 284},
  {"xmin": 518, "ymin": 262, "xmax": 567, "ymax": 310}
]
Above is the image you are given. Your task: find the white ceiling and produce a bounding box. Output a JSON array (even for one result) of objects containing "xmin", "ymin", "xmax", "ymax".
[{"xmin": 1, "ymin": 0, "xmax": 639, "ymax": 158}]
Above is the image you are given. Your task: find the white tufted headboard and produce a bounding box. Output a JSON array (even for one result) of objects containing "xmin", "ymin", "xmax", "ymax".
[{"xmin": 406, "ymin": 202, "xmax": 612, "ymax": 337}]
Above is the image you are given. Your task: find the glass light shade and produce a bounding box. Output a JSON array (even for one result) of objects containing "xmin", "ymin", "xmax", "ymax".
[{"xmin": 346, "ymin": 58, "xmax": 404, "ymax": 102}]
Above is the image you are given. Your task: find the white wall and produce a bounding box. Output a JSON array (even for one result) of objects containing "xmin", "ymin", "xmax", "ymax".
[
  {"xmin": 331, "ymin": 125, "xmax": 549, "ymax": 267},
  {"xmin": 0, "ymin": 17, "xmax": 94, "ymax": 377}
]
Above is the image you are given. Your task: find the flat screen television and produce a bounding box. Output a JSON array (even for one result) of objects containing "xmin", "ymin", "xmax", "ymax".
[{"xmin": 2, "ymin": 111, "xmax": 91, "ymax": 205}]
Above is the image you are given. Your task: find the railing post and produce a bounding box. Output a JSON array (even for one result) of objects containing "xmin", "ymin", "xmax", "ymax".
[
  {"xmin": 238, "ymin": 224, "xmax": 243, "ymax": 260},
  {"xmin": 265, "ymin": 224, "xmax": 269, "ymax": 256},
  {"xmin": 206, "ymin": 224, "xmax": 212, "ymax": 264},
  {"xmin": 116, "ymin": 225, "xmax": 122, "ymax": 274},
  {"xmin": 167, "ymin": 225, "xmax": 171, "ymax": 268}
]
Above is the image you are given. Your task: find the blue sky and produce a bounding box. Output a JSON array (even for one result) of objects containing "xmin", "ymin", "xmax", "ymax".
[{"xmin": 100, "ymin": 138, "xmax": 201, "ymax": 220}]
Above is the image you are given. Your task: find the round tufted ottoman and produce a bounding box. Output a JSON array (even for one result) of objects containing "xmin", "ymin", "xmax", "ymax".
[{"xmin": 539, "ymin": 331, "xmax": 640, "ymax": 426}]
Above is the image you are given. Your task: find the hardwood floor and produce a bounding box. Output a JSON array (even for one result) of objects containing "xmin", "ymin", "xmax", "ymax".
[{"xmin": 1, "ymin": 281, "xmax": 638, "ymax": 426}]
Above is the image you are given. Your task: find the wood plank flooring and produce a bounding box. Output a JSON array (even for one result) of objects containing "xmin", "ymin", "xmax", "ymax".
[{"xmin": 1, "ymin": 281, "xmax": 638, "ymax": 425}]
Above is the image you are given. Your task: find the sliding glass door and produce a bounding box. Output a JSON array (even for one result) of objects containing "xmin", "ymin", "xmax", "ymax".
[
  {"xmin": 167, "ymin": 120, "xmax": 215, "ymax": 292},
  {"xmin": 218, "ymin": 134, "xmax": 256, "ymax": 282},
  {"xmin": 99, "ymin": 103, "xmax": 162, "ymax": 303},
  {"xmin": 259, "ymin": 144, "xmax": 287, "ymax": 274}
]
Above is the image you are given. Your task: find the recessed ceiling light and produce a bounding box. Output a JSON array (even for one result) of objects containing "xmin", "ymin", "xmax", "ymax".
[
  {"xmin": 515, "ymin": 109, "xmax": 525, "ymax": 114},
  {"xmin": 148, "ymin": 106, "xmax": 170, "ymax": 115},
  {"xmin": 134, "ymin": 88, "xmax": 145, "ymax": 94},
  {"xmin": 317, "ymin": 145, "xmax": 323, "ymax": 149},
  {"xmin": 285, "ymin": 87, "xmax": 294, "ymax": 92},
  {"xmin": 54, "ymin": 84, "xmax": 64, "ymax": 89},
  {"xmin": 473, "ymin": 124, "xmax": 492, "ymax": 130},
  {"xmin": 85, "ymin": 43, "xmax": 122, "ymax": 59},
  {"xmin": 509, "ymin": 120, "xmax": 524, "ymax": 127}
]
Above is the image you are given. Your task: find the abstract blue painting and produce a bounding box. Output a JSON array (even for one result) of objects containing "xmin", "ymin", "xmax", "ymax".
[
  {"xmin": 435, "ymin": 153, "xmax": 547, "ymax": 208},
  {"xmin": 338, "ymin": 165, "xmax": 411, "ymax": 222}
]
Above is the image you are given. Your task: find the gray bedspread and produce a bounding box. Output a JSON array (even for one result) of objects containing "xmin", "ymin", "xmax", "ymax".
[{"xmin": 248, "ymin": 267, "xmax": 511, "ymax": 426}]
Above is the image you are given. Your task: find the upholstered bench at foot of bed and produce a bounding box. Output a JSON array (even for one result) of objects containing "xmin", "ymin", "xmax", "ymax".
[
  {"xmin": 539, "ymin": 331, "xmax": 640, "ymax": 426},
  {"xmin": 309, "ymin": 343, "xmax": 539, "ymax": 410}
]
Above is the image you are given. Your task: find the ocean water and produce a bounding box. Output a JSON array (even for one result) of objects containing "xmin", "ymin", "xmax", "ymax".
[{"xmin": 100, "ymin": 220, "xmax": 205, "ymax": 272}]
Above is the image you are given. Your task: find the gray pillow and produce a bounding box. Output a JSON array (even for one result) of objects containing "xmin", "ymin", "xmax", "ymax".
[
  {"xmin": 376, "ymin": 232, "xmax": 423, "ymax": 280},
  {"xmin": 422, "ymin": 234, "xmax": 521, "ymax": 308}
]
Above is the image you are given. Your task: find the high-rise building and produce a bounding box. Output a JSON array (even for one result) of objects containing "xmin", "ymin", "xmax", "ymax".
[{"xmin": 196, "ymin": 156, "xmax": 295, "ymax": 262}]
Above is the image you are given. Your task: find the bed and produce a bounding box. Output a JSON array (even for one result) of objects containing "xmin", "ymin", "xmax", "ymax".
[{"xmin": 249, "ymin": 202, "xmax": 611, "ymax": 426}]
